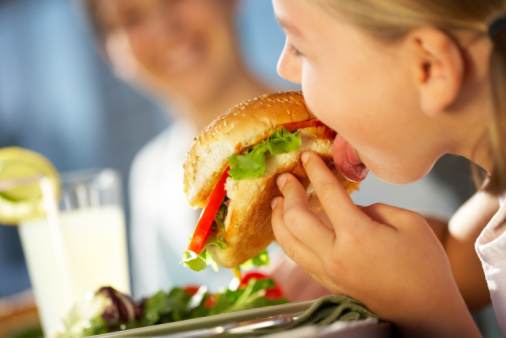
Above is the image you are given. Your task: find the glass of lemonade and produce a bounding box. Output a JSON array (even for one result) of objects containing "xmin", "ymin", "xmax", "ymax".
[{"xmin": 17, "ymin": 169, "xmax": 130, "ymax": 337}]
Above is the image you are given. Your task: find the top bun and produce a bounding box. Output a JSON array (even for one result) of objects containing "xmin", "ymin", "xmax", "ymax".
[{"xmin": 184, "ymin": 91, "xmax": 314, "ymax": 208}]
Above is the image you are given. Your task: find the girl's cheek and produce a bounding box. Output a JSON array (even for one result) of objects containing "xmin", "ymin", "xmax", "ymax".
[{"xmin": 301, "ymin": 66, "xmax": 331, "ymax": 123}]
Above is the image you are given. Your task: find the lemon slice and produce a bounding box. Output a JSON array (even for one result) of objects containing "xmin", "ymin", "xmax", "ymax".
[{"xmin": 0, "ymin": 147, "xmax": 60, "ymax": 225}]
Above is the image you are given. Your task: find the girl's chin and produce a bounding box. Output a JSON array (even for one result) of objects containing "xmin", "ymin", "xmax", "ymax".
[
  {"xmin": 332, "ymin": 135, "xmax": 433, "ymax": 185},
  {"xmin": 367, "ymin": 165, "xmax": 429, "ymax": 185}
]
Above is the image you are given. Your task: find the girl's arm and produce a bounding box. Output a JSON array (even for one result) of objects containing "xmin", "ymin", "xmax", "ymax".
[
  {"xmin": 425, "ymin": 192, "xmax": 498, "ymax": 310},
  {"xmin": 446, "ymin": 191, "xmax": 498, "ymax": 310}
]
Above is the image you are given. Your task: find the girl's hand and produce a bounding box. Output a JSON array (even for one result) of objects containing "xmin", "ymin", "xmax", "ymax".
[
  {"xmin": 267, "ymin": 254, "xmax": 332, "ymax": 302},
  {"xmin": 271, "ymin": 152, "xmax": 481, "ymax": 338}
]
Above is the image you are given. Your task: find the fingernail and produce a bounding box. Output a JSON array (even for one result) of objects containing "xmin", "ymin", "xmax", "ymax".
[
  {"xmin": 271, "ymin": 197, "xmax": 281, "ymax": 209},
  {"xmin": 301, "ymin": 152, "xmax": 310, "ymax": 165},
  {"xmin": 277, "ymin": 174, "xmax": 288, "ymax": 189}
]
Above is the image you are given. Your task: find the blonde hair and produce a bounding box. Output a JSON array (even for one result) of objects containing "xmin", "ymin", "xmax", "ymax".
[{"xmin": 315, "ymin": 0, "xmax": 506, "ymax": 195}]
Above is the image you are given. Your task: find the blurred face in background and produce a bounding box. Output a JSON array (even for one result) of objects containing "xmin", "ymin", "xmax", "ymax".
[{"xmin": 89, "ymin": 0, "xmax": 241, "ymax": 105}]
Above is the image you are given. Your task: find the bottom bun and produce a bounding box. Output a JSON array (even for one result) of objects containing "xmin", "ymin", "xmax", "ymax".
[{"xmin": 208, "ymin": 146, "xmax": 358, "ymax": 268}]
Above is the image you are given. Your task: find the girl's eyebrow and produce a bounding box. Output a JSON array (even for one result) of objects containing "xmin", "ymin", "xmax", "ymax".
[{"xmin": 277, "ymin": 17, "xmax": 304, "ymax": 38}]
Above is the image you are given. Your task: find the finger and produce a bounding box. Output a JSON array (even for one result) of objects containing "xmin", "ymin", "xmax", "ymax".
[
  {"xmin": 296, "ymin": 282, "xmax": 332, "ymax": 302},
  {"xmin": 360, "ymin": 203, "xmax": 422, "ymax": 231},
  {"xmin": 271, "ymin": 197, "xmax": 326, "ymax": 276},
  {"xmin": 314, "ymin": 209, "xmax": 334, "ymax": 231},
  {"xmin": 276, "ymin": 173, "xmax": 310, "ymax": 208},
  {"xmin": 301, "ymin": 152, "xmax": 370, "ymax": 232},
  {"xmin": 286, "ymin": 267, "xmax": 332, "ymax": 301},
  {"xmin": 265, "ymin": 253, "xmax": 296, "ymax": 281},
  {"xmin": 278, "ymin": 175, "xmax": 333, "ymax": 233},
  {"xmin": 273, "ymin": 177, "xmax": 335, "ymax": 255}
]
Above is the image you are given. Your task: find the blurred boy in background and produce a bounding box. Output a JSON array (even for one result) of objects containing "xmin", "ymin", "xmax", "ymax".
[{"xmin": 84, "ymin": 0, "xmax": 274, "ymax": 297}]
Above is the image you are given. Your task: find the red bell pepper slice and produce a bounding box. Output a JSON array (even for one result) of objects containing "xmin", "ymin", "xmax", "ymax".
[
  {"xmin": 239, "ymin": 271, "xmax": 284, "ymax": 300},
  {"xmin": 187, "ymin": 168, "xmax": 229, "ymax": 254}
]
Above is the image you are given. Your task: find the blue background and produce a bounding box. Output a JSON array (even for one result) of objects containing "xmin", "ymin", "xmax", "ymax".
[
  {"xmin": 0, "ymin": 0, "xmax": 501, "ymax": 336},
  {"xmin": 0, "ymin": 0, "xmax": 287, "ymax": 296}
]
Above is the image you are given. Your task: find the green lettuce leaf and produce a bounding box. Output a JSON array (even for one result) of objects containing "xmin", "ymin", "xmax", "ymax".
[
  {"xmin": 267, "ymin": 129, "xmax": 302, "ymax": 155},
  {"xmin": 182, "ymin": 250, "xmax": 208, "ymax": 272},
  {"xmin": 240, "ymin": 250, "xmax": 270, "ymax": 269},
  {"xmin": 141, "ymin": 288, "xmax": 193, "ymax": 326},
  {"xmin": 229, "ymin": 129, "xmax": 301, "ymax": 180},
  {"xmin": 209, "ymin": 278, "xmax": 286, "ymax": 315},
  {"xmin": 182, "ymin": 237, "xmax": 226, "ymax": 272},
  {"xmin": 81, "ymin": 316, "xmax": 108, "ymax": 336},
  {"xmin": 229, "ymin": 143, "xmax": 268, "ymax": 180}
]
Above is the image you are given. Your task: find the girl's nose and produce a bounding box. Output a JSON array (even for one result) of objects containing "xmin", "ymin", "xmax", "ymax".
[{"xmin": 277, "ymin": 40, "xmax": 301, "ymax": 84}]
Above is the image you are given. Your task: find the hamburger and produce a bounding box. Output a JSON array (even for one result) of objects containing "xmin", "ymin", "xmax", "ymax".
[{"xmin": 183, "ymin": 91, "xmax": 359, "ymax": 270}]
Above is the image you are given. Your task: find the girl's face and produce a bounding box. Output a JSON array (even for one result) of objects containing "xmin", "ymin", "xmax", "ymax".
[
  {"xmin": 95, "ymin": 0, "xmax": 239, "ymax": 104},
  {"xmin": 273, "ymin": 0, "xmax": 453, "ymax": 184}
]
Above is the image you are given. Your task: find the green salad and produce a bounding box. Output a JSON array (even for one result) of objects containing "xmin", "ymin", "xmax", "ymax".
[{"xmin": 57, "ymin": 273, "xmax": 286, "ymax": 337}]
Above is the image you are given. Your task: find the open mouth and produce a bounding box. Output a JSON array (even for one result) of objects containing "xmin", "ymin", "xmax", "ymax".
[{"xmin": 332, "ymin": 135, "xmax": 368, "ymax": 182}]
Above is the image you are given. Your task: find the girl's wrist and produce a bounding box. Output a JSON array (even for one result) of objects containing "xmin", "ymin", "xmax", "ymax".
[{"xmin": 400, "ymin": 295, "xmax": 481, "ymax": 338}]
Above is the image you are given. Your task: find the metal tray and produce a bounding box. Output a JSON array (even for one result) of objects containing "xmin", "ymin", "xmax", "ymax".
[{"xmin": 92, "ymin": 300, "xmax": 395, "ymax": 338}]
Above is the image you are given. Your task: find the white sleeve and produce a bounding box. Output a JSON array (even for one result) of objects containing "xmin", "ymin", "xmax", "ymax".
[
  {"xmin": 475, "ymin": 200, "xmax": 506, "ymax": 336},
  {"xmin": 129, "ymin": 155, "xmax": 166, "ymax": 298}
]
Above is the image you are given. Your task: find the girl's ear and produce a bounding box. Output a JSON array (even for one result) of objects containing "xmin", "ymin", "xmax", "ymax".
[{"xmin": 408, "ymin": 27, "xmax": 464, "ymax": 116}]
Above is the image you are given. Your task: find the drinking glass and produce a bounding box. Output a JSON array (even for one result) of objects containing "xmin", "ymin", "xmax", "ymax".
[{"xmin": 17, "ymin": 169, "xmax": 130, "ymax": 337}]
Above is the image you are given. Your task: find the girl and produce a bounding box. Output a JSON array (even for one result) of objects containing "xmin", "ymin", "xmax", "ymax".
[{"xmin": 270, "ymin": 1, "xmax": 506, "ymax": 337}]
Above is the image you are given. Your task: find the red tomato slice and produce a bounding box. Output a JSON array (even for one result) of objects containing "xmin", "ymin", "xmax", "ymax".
[
  {"xmin": 265, "ymin": 288, "xmax": 283, "ymax": 300},
  {"xmin": 183, "ymin": 285, "xmax": 201, "ymax": 296},
  {"xmin": 239, "ymin": 272, "xmax": 269, "ymax": 286},
  {"xmin": 239, "ymin": 271, "xmax": 284, "ymax": 299},
  {"xmin": 187, "ymin": 168, "xmax": 229, "ymax": 254},
  {"xmin": 205, "ymin": 294, "xmax": 217, "ymax": 308},
  {"xmin": 282, "ymin": 119, "xmax": 326, "ymax": 132},
  {"xmin": 283, "ymin": 119, "xmax": 336, "ymax": 139}
]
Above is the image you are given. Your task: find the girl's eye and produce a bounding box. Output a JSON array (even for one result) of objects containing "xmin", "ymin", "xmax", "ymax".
[{"xmin": 288, "ymin": 43, "xmax": 304, "ymax": 58}]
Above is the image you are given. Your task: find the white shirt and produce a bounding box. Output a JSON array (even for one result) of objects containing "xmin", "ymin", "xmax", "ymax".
[
  {"xmin": 130, "ymin": 120, "xmax": 233, "ymax": 298},
  {"xmin": 476, "ymin": 195, "xmax": 506, "ymax": 335}
]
